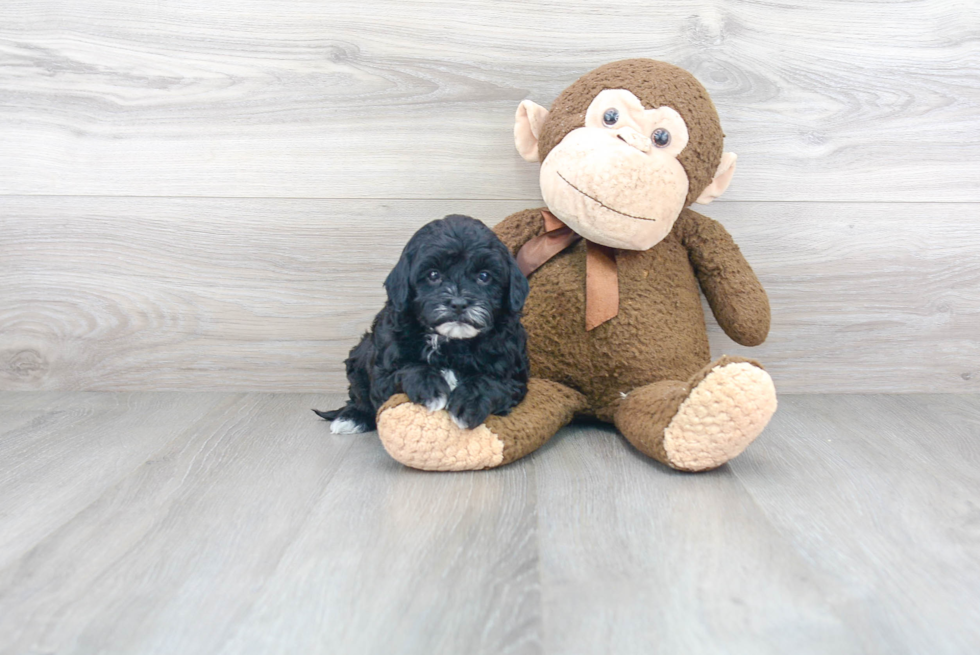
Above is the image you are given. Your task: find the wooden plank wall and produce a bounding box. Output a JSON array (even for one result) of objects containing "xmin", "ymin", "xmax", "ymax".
[{"xmin": 1, "ymin": 0, "xmax": 978, "ymax": 393}]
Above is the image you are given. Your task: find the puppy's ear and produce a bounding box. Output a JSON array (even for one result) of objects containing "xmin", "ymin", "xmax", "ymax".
[
  {"xmin": 384, "ymin": 248, "xmax": 413, "ymax": 313},
  {"xmin": 507, "ymin": 256, "xmax": 530, "ymax": 313}
]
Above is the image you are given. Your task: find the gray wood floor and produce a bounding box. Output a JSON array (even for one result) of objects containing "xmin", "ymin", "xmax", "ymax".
[{"xmin": 1, "ymin": 392, "xmax": 978, "ymax": 654}]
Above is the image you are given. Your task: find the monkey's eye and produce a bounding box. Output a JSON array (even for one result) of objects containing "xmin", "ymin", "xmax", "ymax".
[
  {"xmin": 602, "ymin": 108, "xmax": 620, "ymax": 126},
  {"xmin": 652, "ymin": 128, "xmax": 671, "ymax": 148},
  {"xmin": 477, "ymin": 271, "xmax": 492, "ymax": 284},
  {"xmin": 426, "ymin": 270, "xmax": 442, "ymax": 284}
]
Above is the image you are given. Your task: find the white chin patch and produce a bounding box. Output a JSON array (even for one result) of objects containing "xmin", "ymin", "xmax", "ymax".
[
  {"xmin": 435, "ymin": 322, "xmax": 480, "ymax": 339},
  {"xmin": 330, "ymin": 418, "xmax": 367, "ymax": 435},
  {"xmin": 425, "ymin": 395, "xmax": 448, "ymax": 412}
]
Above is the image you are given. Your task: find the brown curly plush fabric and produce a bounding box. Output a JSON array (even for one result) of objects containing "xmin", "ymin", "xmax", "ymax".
[
  {"xmin": 537, "ymin": 59, "xmax": 725, "ymax": 207},
  {"xmin": 376, "ymin": 379, "xmax": 586, "ymax": 469},
  {"xmin": 495, "ymin": 207, "xmax": 770, "ymax": 421},
  {"xmin": 613, "ymin": 354, "xmax": 763, "ymax": 465},
  {"xmin": 486, "ymin": 378, "xmax": 587, "ymax": 464}
]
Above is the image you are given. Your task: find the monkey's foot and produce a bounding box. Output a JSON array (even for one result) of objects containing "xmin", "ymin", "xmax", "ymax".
[
  {"xmin": 615, "ymin": 356, "xmax": 777, "ymax": 472},
  {"xmin": 376, "ymin": 379, "xmax": 585, "ymax": 471},
  {"xmin": 664, "ymin": 359, "xmax": 777, "ymax": 471},
  {"xmin": 376, "ymin": 394, "xmax": 505, "ymax": 471}
]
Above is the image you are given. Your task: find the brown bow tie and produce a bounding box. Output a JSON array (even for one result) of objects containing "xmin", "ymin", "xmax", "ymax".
[{"xmin": 516, "ymin": 209, "xmax": 618, "ymax": 331}]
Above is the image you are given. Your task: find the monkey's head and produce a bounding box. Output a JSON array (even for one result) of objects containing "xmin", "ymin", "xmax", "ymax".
[{"xmin": 515, "ymin": 59, "xmax": 737, "ymax": 250}]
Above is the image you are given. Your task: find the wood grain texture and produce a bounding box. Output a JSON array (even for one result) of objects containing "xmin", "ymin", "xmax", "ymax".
[
  {"xmin": 214, "ymin": 420, "xmax": 540, "ymax": 655},
  {"xmin": 0, "ymin": 392, "xmax": 978, "ymax": 653},
  {"xmin": 533, "ymin": 394, "xmax": 980, "ymax": 654},
  {"xmin": 0, "ymin": 392, "xmax": 226, "ymax": 566},
  {"xmin": 0, "ymin": 393, "xmax": 358, "ymax": 654},
  {"xmin": 0, "ymin": 392, "xmax": 540, "ymax": 655},
  {"xmin": 1, "ymin": 0, "xmax": 977, "ymax": 201},
  {"xmin": 533, "ymin": 426, "xmax": 859, "ymax": 655},
  {"xmin": 732, "ymin": 394, "xmax": 980, "ymax": 654},
  {"xmin": 2, "ymin": 197, "xmax": 977, "ymax": 393}
]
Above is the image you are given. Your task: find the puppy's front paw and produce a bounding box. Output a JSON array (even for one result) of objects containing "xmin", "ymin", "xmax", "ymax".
[
  {"xmin": 401, "ymin": 367, "xmax": 451, "ymax": 413},
  {"xmin": 424, "ymin": 394, "xmax": 448, "ymax": 412},
  {"xmin": 447, "ymin": 384, "xmax": 493, "ymax": 430}
]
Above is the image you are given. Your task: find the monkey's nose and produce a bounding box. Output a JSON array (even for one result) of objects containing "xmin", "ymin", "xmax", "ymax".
[{"xmin": 616, "ymin": 128, "xmax": 652, "ymax": 153}]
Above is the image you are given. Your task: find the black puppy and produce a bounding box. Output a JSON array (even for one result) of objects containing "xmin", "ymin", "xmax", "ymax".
[{"xmin": 315, "ymin": 215, "xmax": 530, "ymax": 433}]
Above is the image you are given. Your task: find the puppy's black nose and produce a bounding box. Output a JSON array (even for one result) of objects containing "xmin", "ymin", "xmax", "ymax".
[{"xmin": 449, "ymin": 297, "xmax": 469, "ymax": 313}]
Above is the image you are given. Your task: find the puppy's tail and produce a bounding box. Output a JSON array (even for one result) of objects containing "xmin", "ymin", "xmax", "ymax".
[
  {"xmin": 312, "ymin": 405, "xmax": 374, "ymax": 434},
  {"xmin": 312, "ymin": 408, "xmax": 341, "ymax": 421}
]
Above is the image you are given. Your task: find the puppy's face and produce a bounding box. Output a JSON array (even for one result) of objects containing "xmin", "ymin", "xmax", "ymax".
[
  {"xmin": 412, "ymin": 243, "xmax": 509, "ymax": 339},
  {"xmin": 384, "ymin": 215, "xmax": 529, "ymax": 339}
]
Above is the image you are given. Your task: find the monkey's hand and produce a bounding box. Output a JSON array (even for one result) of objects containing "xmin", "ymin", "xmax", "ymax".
[{"xmin": 681, "ymin": 209, "xmax": 770, "ymax": 347}]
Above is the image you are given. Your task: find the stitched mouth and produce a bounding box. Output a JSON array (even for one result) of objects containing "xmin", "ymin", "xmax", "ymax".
[{"xmin": 557, "ymin": 172, "xmax": 657, "ymax": 222}]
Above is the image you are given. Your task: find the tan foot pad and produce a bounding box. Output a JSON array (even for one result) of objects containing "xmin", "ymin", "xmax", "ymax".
[
  {"xmin": 664, "ymin": 362, "xmax": 777, "ymax": 472},
  {"xmin": 376, "ymin": 401, "xmax": 504, "ymax": 471}
]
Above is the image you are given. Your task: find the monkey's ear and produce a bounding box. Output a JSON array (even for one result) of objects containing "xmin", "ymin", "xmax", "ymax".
[
  {"xmin": 514, "ymin": 100, "xmax": 550, "ymax": 163},
  {"xmin": 695, "ymin": 152, "xmax": 737, "ymax": 205}
]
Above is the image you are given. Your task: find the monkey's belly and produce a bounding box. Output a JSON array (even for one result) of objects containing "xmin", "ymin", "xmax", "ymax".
[{"xmin": 522, "ymin": 240, "xmax": 711, "ymax": 415}]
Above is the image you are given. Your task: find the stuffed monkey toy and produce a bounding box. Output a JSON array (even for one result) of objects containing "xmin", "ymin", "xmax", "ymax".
[{"xmin": 375, "ymin": 59, "xmax": 777, "ymax": 471}]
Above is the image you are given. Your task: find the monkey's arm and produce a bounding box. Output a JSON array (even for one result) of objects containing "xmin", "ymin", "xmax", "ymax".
[
  {"xmin": 492, "ymin": 207, "xmax": 548, "ymax": 257},
  {"xmin": 679, "ymin": 209, "xmax": 770, "ymax": 347}
]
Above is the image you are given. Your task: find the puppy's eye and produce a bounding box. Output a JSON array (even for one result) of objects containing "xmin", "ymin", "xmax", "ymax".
[
  {"xmin": 477, "ymin": 271, "xmax": 491, "ymax": 284},
  {"xmin": 426, "ymin": 270, "xmax": 441, "ymax": 284},
  {"xmin": 602, "ymin": 108, "xmax": 619, "ymax": 126}
]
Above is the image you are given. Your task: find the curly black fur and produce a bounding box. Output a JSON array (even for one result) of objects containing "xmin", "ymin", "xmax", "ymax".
[{"xmin": 314, "ymin": 215, "xmax": 530, "ymax": 432}]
